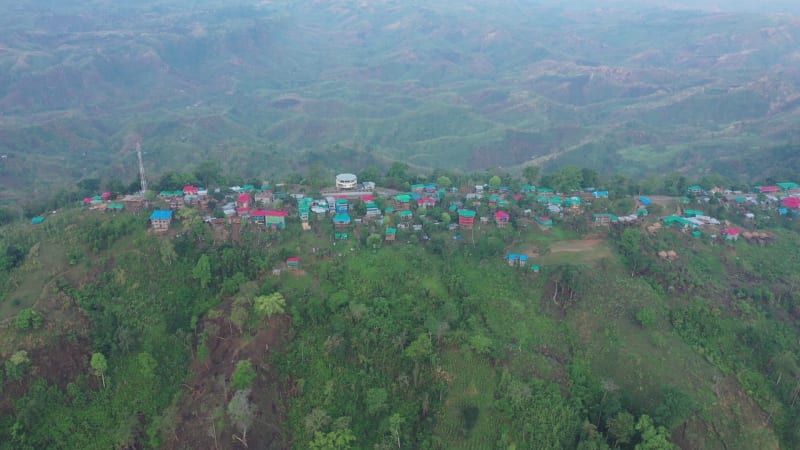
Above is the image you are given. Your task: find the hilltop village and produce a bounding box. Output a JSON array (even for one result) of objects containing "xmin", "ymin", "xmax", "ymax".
[{"xmin": 63, "ymin": 172, "xmax": 800, "ymax": 270}]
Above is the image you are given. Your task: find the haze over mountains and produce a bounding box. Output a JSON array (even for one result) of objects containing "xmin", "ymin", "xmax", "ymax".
[{"xmin": 1, "ymin": 0, "xmax": 800, "ymax": 199}]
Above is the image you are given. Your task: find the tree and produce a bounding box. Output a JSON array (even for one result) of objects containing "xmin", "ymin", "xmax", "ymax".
[
  {"xmin": 388, "ymin": 413, "xmax": 404, "ymax": 449},
  {"xmin": 192, "ymin": 255, "xmax": 212, "ymax": 289},
  {"xmin": 232, "ymin": 360, "xmax": 257, "ymax": 391},
  {"xmin": 309, "ymin": 429, "xmax": 356, "ymax": 450},
  {"xmin": 523, "ymin": 165, "xmax": 541, "ymax": 184},
  {"xmin": 15, "ymin": 308, "xmax": 43, "ymax": 331},
  {"xmin": 636, "ymin": 307, "xmax": 658, "ymax": 329},
  {"xmin": 437, "ymin": 175, "xmax": 452, "ymax": 189},
  {"xmin": 228, "ymin": 389, "xmax": 255, "ymax": 448},
  {"xmin": 468, "ymin": 334, "xmax": 493, "ymax": 356},
  {"xmin": 365, "ymin": 388, "xmax": 388, "ymax": 415},
  {"xmin": 254, "ymin": 292, "xmax": 286, "ymax": 318},
  {"xmin": 551, "ymin": 166, "xmax": 583, "ymax": 193},
  {"xmin": 159, "ymin": 239, "xmax": 177, "ymax": 266},
  {"xmin": 405, "ymin": 333, "xmax": 433, "ymax": 387},
  {"xmin": 581, "ymin": 168, "xmax": 599, "ymax": 188},
  {"xmin": 440, "ymin": 212, "xmax": 451, "ymax": 225},
  {"xmin": 6, "ymin": 350, "xmax": 30, "ymax": 381},
  {"xmin": 654, "ymin": 386, "xmax": 696, "ymax": 429},
  {"xmin": 366, "ymin": 233, "xmax": 383, "ymax": 249},
  {"xmin": 194, "ymin": 160, "xmax": 223, "ymax": 188},
  {"xmin": 304, "ymin": 408, "xmax": 332, "ymax": 435},
  {"xmin": 635, "ymin": 415, "xmax": 674, "ymax": 450},
  {"xmin": 90, "ymin": 352, "xmax": 108, "ymax": 388},
  {"xmin": 607, "ymin": 411, "xmax": 635, "ymax": 446},
  {"xmin": 387, "ymin": 162, "xmax": 409, "ymax": 179},
  {"xmin": 489, "ymin": 175, "xmax": 502, "ymax": 191}
]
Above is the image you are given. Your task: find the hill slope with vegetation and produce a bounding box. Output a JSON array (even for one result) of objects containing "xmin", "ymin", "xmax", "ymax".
[{"xmin": 3, "ymin": 165, "xmax": 800, "ymax": 449}]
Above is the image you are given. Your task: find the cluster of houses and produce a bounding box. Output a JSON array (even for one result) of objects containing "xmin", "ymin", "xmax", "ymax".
[{"xmin": 68, "ymin": 173, "xmax": 800, "ymax": 264}]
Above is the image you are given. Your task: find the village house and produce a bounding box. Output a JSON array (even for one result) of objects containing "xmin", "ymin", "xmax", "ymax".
[
  {"xmin": 495, "ymin": 211, "xmax": 510, "ymax": 227},
  {"xmin": 150, "ymin": 210, "xmax": 173, "ymax": 232},
  {"xmin": 458, "ymin": 210, "xmax": 476, "ymax": 228},
  {"xmin": 395, "ymin": 194, "xmax": 412, "ymax": 210},
  {"xmin": 722, "ymin": 227, "xmax": 741, "ymax": 241},
  {"xmin": 593, "ymin": 213, "xmax": 617, "ymax": 226},
  {"xmin": 265, "ymin": 210, "xmax": 288, "ymax": 230},
  {"xmin": 536, "ymin": 216, "xmax": 553, "ymax": 229},
  {"xmin": 333, "ymin": 212, "xmax": 351, "ymax": 230}
]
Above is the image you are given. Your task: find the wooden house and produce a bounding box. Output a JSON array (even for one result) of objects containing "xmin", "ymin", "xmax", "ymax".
[
  {"xmin": 458, "ymin": 210, "xmax": 476, "ymax": 228},
  {"xmin": 399, "ymin": 210, "xmax": 413, "ymax": 222},
  {"xmin": 385, "ymin": 227, "xmax": 397, "ymax": 242},
  {"xmin": 687, "ymin": 185, "xmax": 703, "ymax": 196},
  {"xmin": 286, "ymin": 257, "xmax": 300, "ymax": 269},
  {"xmin": 333, "ymin": 213, "xmax": 351, "ymax": 230},
  {"xmin": 31, "ymin": 216, "xmax": 45, "ymax": 225},
  {"xmin": 395, "ymin": 194, "xmax": 412, "ymax": 210},
  {"xmin": 150, "ymin": 210, "xmax": 173, "ymax": 232}
]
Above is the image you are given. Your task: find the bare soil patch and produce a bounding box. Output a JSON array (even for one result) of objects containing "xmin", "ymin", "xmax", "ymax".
[{"xmin": 167, "ymin": 314, "xmax": 291, "ymax": 450}]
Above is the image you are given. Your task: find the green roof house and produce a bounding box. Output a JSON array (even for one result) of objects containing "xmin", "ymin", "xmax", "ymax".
[
  {"xmin": 662, "ymin": 215, "xmax": 692, "ymax": 228},
  {"xmin": 683, "ymin": 209, "xmax": 703, "ymax": 218},
  {"xmin": 536, "ymin": 216, "xmax": 553, "ymax": 228}
]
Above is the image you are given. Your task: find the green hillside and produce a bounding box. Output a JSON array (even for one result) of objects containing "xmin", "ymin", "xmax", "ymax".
[{"xmin": 2, "ymin": 172, "xmax": 800, "ymax": 448}]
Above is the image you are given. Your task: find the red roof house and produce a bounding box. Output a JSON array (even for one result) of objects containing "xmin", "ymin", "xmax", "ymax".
[
  {"xmin": 759, "ymin": 186, "xmax": 780, "ymax": 194},
  {"xmin": 417, "ymin": 197, "xmax": 436, "ymax": 208},
  {"xmin": 265, "ymin": 210, "xmax": 288, "ymax": 229},
  {"xmin": 781, "ymin": 197, "xmax": 800, "ymax": 209},
  {"xmin": 722, "ymin": 227, "xmax": 740, "ymax": 241},
  {"xmin": 495, "ymin": 210, "xmax": 510, "ymax": 227},
  {"xmin": 183, "ymin": 185, "xmax": 199, "ymax": 195},
  {"xmin": 237, "ymin": 193, "xmax": 251, "ymax": 209},
  {"xmin": 101, "ymin": 192, "xmax": 112, "ymax": 200}
]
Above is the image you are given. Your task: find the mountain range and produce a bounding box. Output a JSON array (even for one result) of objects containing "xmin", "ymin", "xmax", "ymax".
[{"xmin": 1, "ymin": 0, "xmax": 800, "ymax": 202}]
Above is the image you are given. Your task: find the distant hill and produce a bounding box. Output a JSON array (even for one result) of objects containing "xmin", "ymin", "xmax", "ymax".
[{"xmin": 1, "ymin": 0, "xmax": 800, "ymax": 202}]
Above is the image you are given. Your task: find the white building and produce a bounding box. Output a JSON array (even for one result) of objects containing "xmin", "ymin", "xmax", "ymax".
[{"xmin": 336, "ymin": 173, "xmax": 358, "ymax": 190}]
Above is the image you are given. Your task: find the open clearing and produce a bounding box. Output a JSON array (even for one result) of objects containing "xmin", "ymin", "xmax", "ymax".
[{"xmin": 524, "ymin": 238, "xmax": 613, "ymax": 265}]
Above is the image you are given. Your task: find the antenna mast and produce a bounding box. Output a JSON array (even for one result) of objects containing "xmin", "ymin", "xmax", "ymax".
[{"xmin": 136, "ymin": 141, "xmax": 148, "ymax": 194}]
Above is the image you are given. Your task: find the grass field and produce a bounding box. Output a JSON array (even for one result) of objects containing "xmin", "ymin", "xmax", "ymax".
[{"xmin": 433, "ymin": 350, "xmax": 500, "ymax": 450}]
